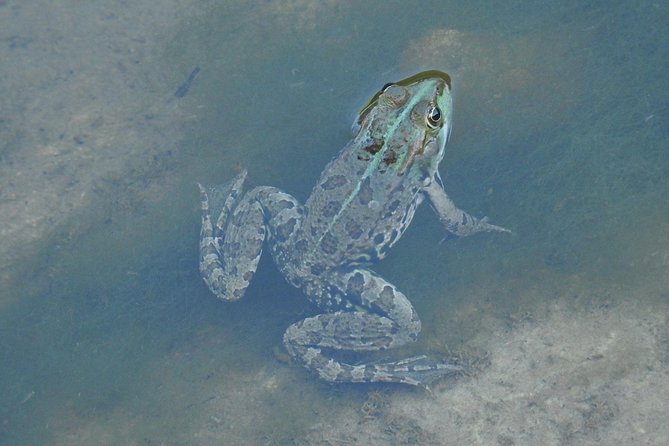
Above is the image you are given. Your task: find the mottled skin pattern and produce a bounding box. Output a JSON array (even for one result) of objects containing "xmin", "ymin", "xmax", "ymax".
[{"xmin": 199, "ymin": 71, "xmax": 510, "ymax": 386}]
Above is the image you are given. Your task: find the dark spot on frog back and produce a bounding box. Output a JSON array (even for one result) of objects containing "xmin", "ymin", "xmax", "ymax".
[
  {"xmin": 358, "ymin": 177, "xmax": 373, "ymax": 206},
  {"xmin": 345, "ymin": 219, "xmax": 363, "ymax": 239},
  {"xmin": 321, "ymin": 200, "xmax": 341, "ymax": 218},
  {"xmin": 361, "ymin": 137, "xmax": 383, "ymax": 155},
  {"xmin": 382, "ymin": 149, "xmax": 398, "ymax": 166},
  {"xmin": 320, "ymin": 231, "xmax": 339, "ymax": 255},
  {"xmin": 321, "ymin": 175, "xmax": 347, "ymax": 190},
  {"xmin": 357, "ymin": 137, "xmax": 384, "ymax": 162}
]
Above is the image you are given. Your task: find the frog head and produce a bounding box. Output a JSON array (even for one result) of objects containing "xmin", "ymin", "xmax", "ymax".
[{"xmin": 354, "ymin": 70, "xmax": 453, "ymax": 179}]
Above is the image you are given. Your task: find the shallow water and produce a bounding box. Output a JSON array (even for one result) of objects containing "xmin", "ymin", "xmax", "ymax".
[{"xmin": 1, "ymin": 1, "xmax": 668, "ymax": 444}]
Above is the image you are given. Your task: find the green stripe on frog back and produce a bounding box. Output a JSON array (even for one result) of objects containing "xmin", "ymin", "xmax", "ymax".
[{"xmin": 317, "ymin": 80, "xmax": 435, "ymax": 244}]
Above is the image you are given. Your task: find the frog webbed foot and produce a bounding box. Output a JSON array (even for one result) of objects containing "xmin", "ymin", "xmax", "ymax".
[
  {"xmin": 424, "ymin": 176, "xmax": 512, "ymax": 237},
  {"xmin": 475, "ymin": 216, "xmax": 513, "ymax": 234}
]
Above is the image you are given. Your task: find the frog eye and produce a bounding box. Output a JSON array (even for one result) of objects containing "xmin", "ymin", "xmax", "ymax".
[
  {"xmin": 426, "ymin": 106, "xmax": 442, "ymax": 129},
  {"xmin": 381, "ymin": 82, "xmax": 394, "ymax": 92}
]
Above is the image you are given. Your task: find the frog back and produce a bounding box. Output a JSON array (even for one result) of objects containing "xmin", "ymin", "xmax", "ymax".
[{"xmin": 301, "ymin": 142, "xmax": 423, "ymax": 265}]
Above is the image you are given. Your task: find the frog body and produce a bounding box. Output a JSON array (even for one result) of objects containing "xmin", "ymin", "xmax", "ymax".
[{"xmin": 198, "ymin": 71, "xmax": 509, "ymax": 386}]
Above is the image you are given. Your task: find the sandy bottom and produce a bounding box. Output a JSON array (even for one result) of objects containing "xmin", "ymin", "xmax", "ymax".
[
  {"xmin": 0, "ymin": 1, "xmax": 197, "ymax": 302},
  {"xmin": 40, "ymin": 262, "xmax": 669, "ymax": 445},
  {"xmin": 302, "ymin": 298, "xmax": 669, "ymax": 445}
]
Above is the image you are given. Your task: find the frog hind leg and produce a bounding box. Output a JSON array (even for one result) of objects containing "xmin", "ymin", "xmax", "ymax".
[
  {"xmin": 198, "ymin": 170, "xmax": 265, "ymax": 301},
  {"xmin": 283, "ymin": 269, "xmax": 467, "ymax": 386}
]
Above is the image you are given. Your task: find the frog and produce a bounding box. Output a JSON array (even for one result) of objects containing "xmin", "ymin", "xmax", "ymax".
[{"xmin": 198, "ymin": 70, "xmax": 510, "ymax": 386}]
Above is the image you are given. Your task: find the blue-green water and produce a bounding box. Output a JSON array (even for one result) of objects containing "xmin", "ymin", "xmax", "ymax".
[{"xmin": 2, "ymin": 1, "xmax": 668, "ymax": 444}]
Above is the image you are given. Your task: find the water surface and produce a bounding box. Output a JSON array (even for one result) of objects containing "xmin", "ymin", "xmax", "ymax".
[{"xmin": 1, "ymin": 1, "xmax": 668, "ymax": 444}]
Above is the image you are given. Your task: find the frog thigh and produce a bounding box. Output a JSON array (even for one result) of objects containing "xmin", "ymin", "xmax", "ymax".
[
  {"xmin": 283, "ymin": 270, "xmax": 422, "ymax": 373},
  {"xmin": 338, "ymin": 268, "xmax": 421, "ymax": 341}
]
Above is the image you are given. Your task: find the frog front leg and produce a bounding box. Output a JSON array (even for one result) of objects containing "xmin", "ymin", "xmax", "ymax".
[
  {"xmin": 425, "ymin": 172, "xmax": 511, "ymax": 236},
  {"xmin": 283, "ymin": 268, "xmax": 465, "ymax": 386}
]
